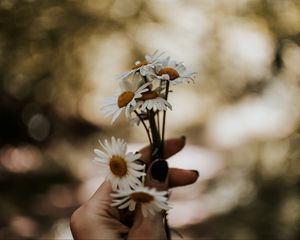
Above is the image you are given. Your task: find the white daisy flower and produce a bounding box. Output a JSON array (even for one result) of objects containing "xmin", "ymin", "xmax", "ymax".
[
  {"xmin": 94, "ymin": 137, "xmax": 146, "ymax": 191},
  {"xmin": 117, "ymin": 50, "xmax": 165, "ymax": 80},
  {"xmin": 137, "ymin": 89, "xmax": 172, "ymax": 112},
  {"xmin": 154, "ymin": 57, "xmax": 196, "ymax": 85},
  {"xmin": 101, "ymin": 74, "xmax": 150, "ymax": 123},
  {"xmin": 111, "ymin": 186, "xmax": 170, "ymax": 217}
]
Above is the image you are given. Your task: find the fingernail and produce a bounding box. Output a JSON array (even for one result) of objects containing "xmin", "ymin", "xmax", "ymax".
[
  {"xmin": 191, "ymin": 170, "xmax": 199, "ymax": 178},
  {"xmin": 181, "ymin": 136, "xmax": 186, "ymax": 142},
  {"xmin": 150, "ymin": 159, "xmax": 168, "ymax": 183}
]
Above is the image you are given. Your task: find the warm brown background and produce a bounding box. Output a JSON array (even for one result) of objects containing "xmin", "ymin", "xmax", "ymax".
[{"xmin": 0, "ymin": 0, "xmax": 299, "ymax": 239}]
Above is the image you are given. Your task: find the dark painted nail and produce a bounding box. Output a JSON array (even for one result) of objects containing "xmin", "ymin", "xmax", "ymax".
[
  {"xmin": 150, "ymin": 159, "xmax": 168, "ymax": 183},
  {"xmin": 181, "ymin": 136, "xmax": 186, "ymax": 142},
  {"xmin": 191, "ymin": 170, "xmax": 199, "ymax": 177}
]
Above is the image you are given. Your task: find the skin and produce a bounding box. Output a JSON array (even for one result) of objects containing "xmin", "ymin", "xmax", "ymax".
[{"xmin": 70, "ymin": 137, "xmax": 199, "ymax": 240}]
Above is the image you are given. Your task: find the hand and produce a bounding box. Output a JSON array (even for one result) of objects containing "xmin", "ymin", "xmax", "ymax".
[{"xmin": 70, "ymin": 137, "xmax": 199, "ymax": 239}]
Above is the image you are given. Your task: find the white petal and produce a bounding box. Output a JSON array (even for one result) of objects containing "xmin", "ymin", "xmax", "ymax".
[
  {"xmin": 111, "ymin": 108, "xmax": 123, "ymax": 123},
  {"xmin": 111, "ymin": 196, "xmax": 130, "ymax": 205},
  {"xmin": 141, "ymin": 205, "xmax": 148, "ymax": 217},
  {"xmin": 93, "ymin": 158, "xmax": 107, "ymax": 164},
  {"xmin": 118, "ymin": 200, "xmax": 131, "ymax": 209},
  {"xmin": 94, "ymin": 149, "xmax": 108, "ymax": 159},
  {"xmin": 111, "ymin": 178, "xmax": 118, "ymax": 191},
  {"xmin": 129, "ymin": 201, "xmax": 136, "ymax": 211},
  {"xmin": 111, "ymin": 191, "xmax": 131, "ymax": 198}
]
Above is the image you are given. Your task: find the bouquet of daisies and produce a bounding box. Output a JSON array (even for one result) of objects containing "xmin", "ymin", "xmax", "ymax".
[{"xmin": 94, "ymin": 50, "xmax": 195, "ymax": 218}]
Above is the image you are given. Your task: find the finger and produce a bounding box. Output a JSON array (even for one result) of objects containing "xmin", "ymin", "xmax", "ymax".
[
  {"xmin": 139, "ymin": 137, "xmax": 186, "ymax": 164},
  {"xmin": 72, "ymin": 181, "xmax": 129, "ymax": 239},
  {"xmin": 127, "ymin": 205, "xmax": 166, "ymax": 240},
  {"xmin": 87, "ymin": 181, "xmax": 121, "ymax": 217},
  {"xmin": 128, "ymin": 160, "xmax": 169, "ymax": 240},
  {"xmin": 87, "ymin": 180, "xmax": 132, "ymax": 230},
  {"xmin": 89, "ymin": 180, "xmax": 112, "ymax": 204},
  {"xmin": 169, "ymin": 168, "xmax": 199, "ymax": 188},
  {"xmin": 146, "ymin": 159, "xmax": 169, "ymax": 191}
]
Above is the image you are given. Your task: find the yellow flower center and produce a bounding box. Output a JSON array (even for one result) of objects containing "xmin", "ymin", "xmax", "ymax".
[
  {"xmin": 118, "ymin": 91, "xmax": 134, "ymax": 108},
  {"xmin": 132, "ymin": 60, "xmax": 149, "ymax": 69},
  {"xmin": 158, "ymin": 67, "xmax": 179, "ymax": 80},
  {"xmin": 140, "ymin": 91, "xmax": 158, "ymax": 100},
  {"xmin": 130, "ymin": 192, "xmax": 154, "ymax": 203},
  {"xmin": 109, "ymin": 155, "xmax": 127, "ymax": 177}
]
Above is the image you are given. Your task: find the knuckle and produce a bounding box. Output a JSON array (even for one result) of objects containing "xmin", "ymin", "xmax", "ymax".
[{"xmin": 70, "ymin": 206, "xmax": 85, "ymax": 232}]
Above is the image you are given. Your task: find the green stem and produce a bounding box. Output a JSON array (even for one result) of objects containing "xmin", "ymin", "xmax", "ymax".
[
  {"xmin": 156, "ymin": 110, "xmax": 160, "ymax": 134},
  {"xmin": 134, "ymin": 110, "xmax": 152, "ymax": 146},
  {"xmin": 148, "ymin": 109, "xmax": 161, "ymax": 161},
  {"xmin": 161, "ymin": 81, "xmax": 170, "ymax": 154}
]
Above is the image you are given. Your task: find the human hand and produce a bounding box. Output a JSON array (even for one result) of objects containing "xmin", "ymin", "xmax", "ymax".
[{"xmin": 70, "ymin": 137, "xmax": 199, "ymax": 239}]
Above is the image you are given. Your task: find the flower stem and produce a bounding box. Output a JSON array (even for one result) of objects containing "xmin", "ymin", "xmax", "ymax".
[
  {"xmin": 134, "ymin": 110, "xmax": 152, "ymax": 146},
  {"xmin": 148, "ymin": 109, "xmax": 162, "ymax": 161},
  {"xmin": 156, "ymin": 110, "xmax": 160, "ymax": 133},
  {"xmin": 161, "ymin": 81, "xmax": 170, "ymax": 154},
  {"xmin": 161, "ymin": 81, "xmax": 171, "ymax": 240}
]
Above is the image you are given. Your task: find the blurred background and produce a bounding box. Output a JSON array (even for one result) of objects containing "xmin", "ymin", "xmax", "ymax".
[{"xmin": 0, "ymin": 0, "xmax": 299, "ymax": 239}]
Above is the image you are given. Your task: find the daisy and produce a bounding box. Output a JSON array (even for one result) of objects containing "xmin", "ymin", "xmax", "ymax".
[
  {"xmin": 94, "ymin": 137, "xmax": 145, "ymax": 191},
  {"xmin": 154, "ymin": 57, "xmax": 196, "ymax": 85},
  {"xmin": 111, "ymin": 186, "xmax": 170, "ymax": 217},
  {"xmin": 101, "ymin": 74, "xmax": 150, "ymax": 123},
  {"xmin": 117, "ymin": 50, "xmax": 165, "ymax": 80},
  {"xmin": 137, "ymin": 89, "xmax": 172, "ymax": 112}
]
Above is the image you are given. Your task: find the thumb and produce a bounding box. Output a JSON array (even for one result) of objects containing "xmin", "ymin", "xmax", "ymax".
[
  {"xmin": 89, "ymin": 180, "xmax": 113, "ymax": 205},
  {"xmin": 128, "ymin": 159, "xmax": 169, "ymax": 240},
  {"xmin": 86, "ymin": 180, "xmax": 121, "ymax": 218}
]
